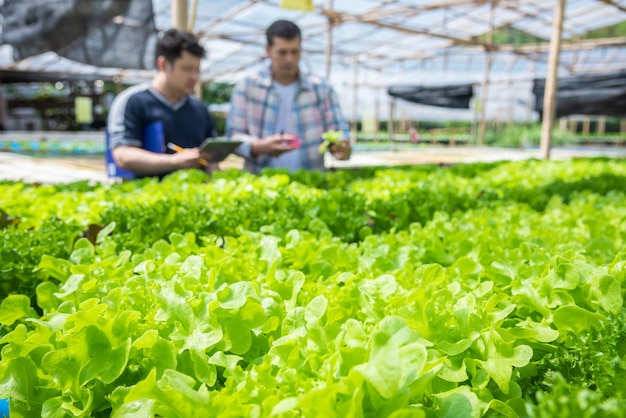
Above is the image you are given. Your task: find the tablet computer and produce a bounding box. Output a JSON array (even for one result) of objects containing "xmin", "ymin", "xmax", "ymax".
[{"xmin": 198, "ymin": 139, "xmax": 242, "ymax": 162}]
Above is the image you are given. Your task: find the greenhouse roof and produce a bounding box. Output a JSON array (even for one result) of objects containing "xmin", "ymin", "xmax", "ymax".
[
  {"xmin": 0, "ymin": 0, "xmax": 625, "ymax": 121},
  {"xmin": 0, "ymin": 0, "xmax": 624, "ymax": 85},
  {"xmin": 189, "ymin": 0, "xmax": 626, "ymax": 82}
]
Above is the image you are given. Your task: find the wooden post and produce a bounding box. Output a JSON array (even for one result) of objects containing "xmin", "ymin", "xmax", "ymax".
[
  {"xmin": 559, "ymin": 117, "xmax": 568, "ymax": 131},
  {"xmin": 352, "ymin": 57, "xmax": 359, "ymax": 143},
  {"xmin": 526, "ymin": 61, "xmax": 536, "ymax": 122},
  {"xmin": 621, "ymin": 119, "xmax": 626, "ymax": 135},
  {"xmin": 597, "ymin": 116, "xmax": 606, "ymax": 136},
  {"xmin": 325, "ymin": 0, "xmax": 334, "ymax": 80},
  {"xmin": 388, "ymin": 99, "xmax": 395, "ymax": 142},
  {"xmin": 115, "ymin": 78, "xmax": 123, "ymax": 94},
  {"xmin": 375, "ymin": 97, "xmax": 380, "ymax": 142},
  {"xmin": 172, "ymin": 0, "xmax": 202, "ymax": 98},
  {"xmin": 477, "ymin": 1, "xmax": 495, "ymax": 146},
  {"xmin": 477, "ymin": 69, "xmax": 493, "ymax": 146},
  {"xmin": 582, "ymin": 117, "xmax": 590, "ymax": 135},
  {"xmin": 471, "ymin": 90, "xmax": 479, "ymax": 145},
  {"xmin": 540, "ymin": 0, "xmax": 566, "ymax": 160},
  {"xmin": 507, "ymin": 81, "xmax": 514, "ymax": 125},
  {"xmin": 570, "ymin": 118, "xmax": 577, "ymax": 134},
  {"xmin": 188, "ymin": 0, "xmax": 199, "ymax": 32},
  {"xmin": 172, "ymin": 0, "xmax": 188, "ymax": 30},
  {"xmin": 0, "ymin": 83, "xmax": 8, "ymax": 130}
]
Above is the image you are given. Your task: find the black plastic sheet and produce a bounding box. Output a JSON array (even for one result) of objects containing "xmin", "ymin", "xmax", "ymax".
[
  {"xmin": 387, "ymin": 84, "xmax": 473, "ymax": 109},
  {"xmin": 533, "ymin": 70, "xmax": 626, "ymax": 118}
]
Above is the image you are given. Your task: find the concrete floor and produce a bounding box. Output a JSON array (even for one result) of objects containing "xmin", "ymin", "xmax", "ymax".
[{"xmin": 2, "ymin": 145, "xmax": 626, "ymax": 184}]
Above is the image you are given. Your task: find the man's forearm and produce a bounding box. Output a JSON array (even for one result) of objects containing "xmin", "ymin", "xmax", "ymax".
[{"xmin": 113, "ymin": 146, "xmax": 186, "ymax": 175}]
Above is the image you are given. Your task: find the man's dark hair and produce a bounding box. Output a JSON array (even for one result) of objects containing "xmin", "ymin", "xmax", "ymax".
[
  {"xmin": 266, "ymin": 20, "xmax": 301, "ymax": 46},
  {"xmin": 155, "ymin": 29, "xmax": 205, "ymax": 66}
]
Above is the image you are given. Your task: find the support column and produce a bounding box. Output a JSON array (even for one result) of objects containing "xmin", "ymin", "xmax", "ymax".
[
  {"xmin": 188, "ymin": 0, "xmax": 199, "ymax": 32},
  {"xmin": 388, "ymin": 99, "xmax": 396, "ymax": 142},
  {"xmin": 172, "ymin": 0, "xmax": 202, "ymax": 97},
  {"xmin": 597, "ymin": 116, "xmax": 606, "ymax": 136},
  {"xmin": 477, "ymin": 1, "xmax": 495, "ymax": 146},
  {"xmin": 527, "ymin": 61, "xmax": 536, "ymax": 121},
  {"xmin": 172, "ymin": 0, "xmax": 188, "ymax": 30},
  {"xmin": 540, "ymin": 0, "xmax": 566, "ymax": 160},
  {"xmin": 352, "ymin": 58, "xmax": 359, "ymax": 143},
  {"xmin": 375, "ymin": 97, "xmax": 380, "ymax": 141},
  {"xmin": 582, "ymin": 117, "xmax": 590, "ymax": 135},
  {"xmin": 570, "ymin": 118, "xmax": 577, "ymax": 134},
  {"xmin": 325, "ymin": 0, "xmax": 334, "ymax": 80}
]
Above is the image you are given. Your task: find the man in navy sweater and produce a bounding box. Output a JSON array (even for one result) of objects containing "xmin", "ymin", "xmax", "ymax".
[{"xmin": 107, "ymin": 29, "xmax": 216, "ymax": 178}]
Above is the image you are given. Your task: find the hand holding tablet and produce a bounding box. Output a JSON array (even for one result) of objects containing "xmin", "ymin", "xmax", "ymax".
[
  {"xmin": 167, "ymin": 142, "xmax": 209, "ymax": 166},
  {"xmin": 198, "ymin": 139, "xmax": 243, "ymax": 162},
  {"xmin": 168, "ymin": 139, "xmax": 242, "ymax": 164}
]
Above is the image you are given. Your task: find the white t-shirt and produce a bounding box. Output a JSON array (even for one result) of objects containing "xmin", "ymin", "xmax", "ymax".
[{"xmin": 268, "ymin": 81, "xmax": 303, "ymax": 171}]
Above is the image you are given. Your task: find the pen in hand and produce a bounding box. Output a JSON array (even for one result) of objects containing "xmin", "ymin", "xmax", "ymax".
[{"xmin": 167, "ymin": 142, "xmax": 208, "ymax": 166}]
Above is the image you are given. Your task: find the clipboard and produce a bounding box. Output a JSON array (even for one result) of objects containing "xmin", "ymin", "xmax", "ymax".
[{"xmin": 198, "ymin": 139, "xmax": 242, "ymax": 162}]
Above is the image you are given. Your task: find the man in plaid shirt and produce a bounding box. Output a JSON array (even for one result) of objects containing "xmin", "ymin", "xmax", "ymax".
[{"xmin": 227, "ymin": 20, "xmax": 351, "ymax": 173}]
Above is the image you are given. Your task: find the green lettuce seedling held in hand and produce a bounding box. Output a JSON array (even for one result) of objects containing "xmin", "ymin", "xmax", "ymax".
[{"xmin": 319, "ymin": 130, "xmax": 344, "ymax": 153}]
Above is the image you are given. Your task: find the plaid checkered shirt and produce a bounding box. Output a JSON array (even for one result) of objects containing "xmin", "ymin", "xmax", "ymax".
[{"xmin": 226, "ymin": 67, "xmax": 349, "ymax": 173}]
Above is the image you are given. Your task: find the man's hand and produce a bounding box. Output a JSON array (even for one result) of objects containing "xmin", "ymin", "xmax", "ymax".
[
  {"xmin": 197, "ymin": 150, "xmax": 222, "ymax": 173},
  {"xmin": 171, "ymin": 147, "xmax": 207, "ymax": 169},
  {"xmin": 329, "ymin": 140, "xmax": 352, "ymax": 160},
  {"xmin": 204, "ymin": 162, "xmax": 220, "ymax": 173},
  {"xmin": 251, "ymin": 134, "xmax": 299, "ymax": 157}
]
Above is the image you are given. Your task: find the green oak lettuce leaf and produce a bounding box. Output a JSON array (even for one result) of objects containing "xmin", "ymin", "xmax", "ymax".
[
  {"xmin": 36, "ymin": 254, "xmax": 73, "ymax": 282},
  {"xmin": 0, "ymin": 356, "xmax": 57, "ymax": 417},
  {"xmin": 433, "ymin": 386, "xmax": 483, "ymax": 418},
  {"xmin": 0, "ymin": 294, "xmax": 38, "ymax": 326},
  {"xmin": 40, "ymin": 325, "xmax": 131, "ymax": 388},
  {"xmin": 589, "ymin": 273, "xmax": 622, "ymax": 315},
  {"xmin": 131, "ymin": 329, "xmax": 178, "ymax": 380},
  {"xmin": 355, "ymin": 316, "xmax": 429, "ymax": 400},
  {"xmin": 154, "ymin": 280, "xmax": 223, "ymax": 352},
  {"xmin": 552, "ymin": 305, "xmax": 605, "ymax": 334},
  {"xmin": 477, "ymin": 329, "xmax": 533, "ymax": 394},
  {"xmin": 112, "ymin": 368, "xmax": 212, "ymax": 418}
]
